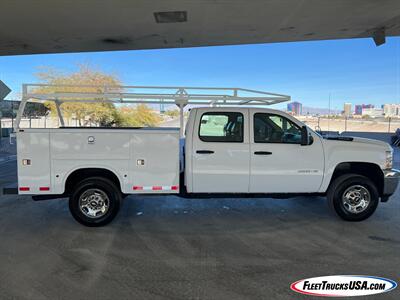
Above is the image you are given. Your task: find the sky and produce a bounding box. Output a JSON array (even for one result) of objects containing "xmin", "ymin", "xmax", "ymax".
[{"xmin": 0, "ymin": 37, "xmax": 399, "ymax": 110}]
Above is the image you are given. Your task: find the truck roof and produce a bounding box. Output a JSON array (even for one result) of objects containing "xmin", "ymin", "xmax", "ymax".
[{"xmin": 191, "ymin": 106, "xmax": 287, "ymax": 115}]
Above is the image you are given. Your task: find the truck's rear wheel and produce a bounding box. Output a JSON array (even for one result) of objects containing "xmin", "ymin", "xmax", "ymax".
[
  {"xmin": 327, "ymin": 174, "xmax": 379, "ymax": 221},
  {"xmin": 69, "ymin": 177, "xmax": 121, "ymax": 227}
]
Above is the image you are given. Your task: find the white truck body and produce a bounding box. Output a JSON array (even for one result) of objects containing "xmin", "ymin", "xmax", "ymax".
[
  {"xmin": 17, "ymin": 107, "xmax": 393, "ymax": 195},
  {"xmin": 11, "ymin": 105, "xmax": 399, "ymax": 226},
  {"xmin": 17, "ymin": 128, "xmax": 180, "ymax": 195}
]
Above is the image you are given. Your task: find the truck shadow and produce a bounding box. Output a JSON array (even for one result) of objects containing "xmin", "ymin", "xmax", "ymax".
[
  {"xmin": 125, "ymin": 194, "xmax": 329, "ymax": 216},
  {"xmin": 115, "ymin": 194, "xmax": 336, "ymax": 232}
]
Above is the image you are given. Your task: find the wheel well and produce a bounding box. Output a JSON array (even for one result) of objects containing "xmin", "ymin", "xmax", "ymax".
[
  {"xmin": 330, "ymin": 162, "xmax": 384, "ymax": 195},
  {"xmin": 65, "ymin": 168, "xmax": 122, "ymax": 194}
]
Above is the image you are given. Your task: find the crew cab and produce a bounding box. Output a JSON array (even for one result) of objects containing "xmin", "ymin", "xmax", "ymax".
[{"xmin": 10, "ymin": 107, "xmax": 399, "ymax": 226}]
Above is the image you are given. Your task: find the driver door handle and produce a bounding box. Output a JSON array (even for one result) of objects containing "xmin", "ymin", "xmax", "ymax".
[
  {"xmin": 254, "ymin": 151, "xmax": 272, "ymax": 155},
  {"xmin": 196, "ymin": 150, "xmax": 215, "ymax": 154}
]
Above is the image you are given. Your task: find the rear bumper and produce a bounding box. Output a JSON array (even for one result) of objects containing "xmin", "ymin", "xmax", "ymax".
[{"xmin": 381, "ymin": 169, "xmax": 399, "ymax": 202}]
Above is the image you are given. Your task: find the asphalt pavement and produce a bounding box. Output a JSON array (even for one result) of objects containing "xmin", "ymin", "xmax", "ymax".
[{"xmin": 0, "ymin": 156, "xmax": 399, "ymax": 299}]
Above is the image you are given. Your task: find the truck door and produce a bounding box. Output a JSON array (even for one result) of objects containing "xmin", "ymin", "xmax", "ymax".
[
  {"xmin": 191, "ymin": 109, "xmax": 250, "ymax": 193},
  {"xmin": 249, "ymin": 110, "xmax": 324, "ymax": 193}
]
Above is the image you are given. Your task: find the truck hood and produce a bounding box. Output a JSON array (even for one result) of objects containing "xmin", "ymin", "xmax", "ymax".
[
  {"xmin": 351, "ymin": 137, "xmax": 390, "ymax": 148},
  {"xmin": 324, "ymin": 136, "xmax": 391, "ymax": 151}
]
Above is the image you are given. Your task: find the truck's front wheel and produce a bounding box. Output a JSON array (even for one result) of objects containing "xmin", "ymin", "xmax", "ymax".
[
  {"xmin": 327, "ymin": 174, "xmax": 379, "ymax": 221},
  {"xmin": 69, "ymin": 177, "xmax": 121, "ymax": 227}
]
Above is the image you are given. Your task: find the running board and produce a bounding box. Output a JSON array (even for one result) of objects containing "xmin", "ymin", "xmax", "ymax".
[{"xmin": 32, "ymin": 194, "xmax": 67, "ymax": 201}]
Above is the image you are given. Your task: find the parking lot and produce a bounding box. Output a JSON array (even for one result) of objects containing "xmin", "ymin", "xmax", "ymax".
[{"xmin": 0, "ymin": 151, "xmax": 399, "ymax": 300}]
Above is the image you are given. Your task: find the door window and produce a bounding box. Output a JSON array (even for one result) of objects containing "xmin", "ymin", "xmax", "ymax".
[
  {"xmin": 199, "ymin": 112, "xmax": 243, "ymax": 142},
  {"xmin": 254, "ymin": 113, "xmax": 301, "ymax": 143}
]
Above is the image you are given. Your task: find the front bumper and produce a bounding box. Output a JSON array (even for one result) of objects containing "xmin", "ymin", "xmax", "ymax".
[{"xmin": 381, "ymin": 169, "xmax": 400, "ymax": 202}]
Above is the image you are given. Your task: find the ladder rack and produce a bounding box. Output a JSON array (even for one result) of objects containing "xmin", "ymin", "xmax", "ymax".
[{"xmin": 16, "ymin": 84, "xmax": 291, "ymax": 136}]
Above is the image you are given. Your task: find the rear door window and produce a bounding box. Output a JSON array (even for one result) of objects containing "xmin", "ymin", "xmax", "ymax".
[{"xmin": 199, "ymin": 112, "xmax": 243, "ymax": 142}]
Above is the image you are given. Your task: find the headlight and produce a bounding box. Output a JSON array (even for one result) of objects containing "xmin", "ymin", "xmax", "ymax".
[{"xmin": 385, "ymin": 150, "xmax": 393, "ymax": 169}]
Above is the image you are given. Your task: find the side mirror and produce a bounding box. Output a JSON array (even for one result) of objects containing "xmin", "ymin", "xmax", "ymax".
[{"xmin": 301, "ymin": 126, "xmax": 310, "ymax": 146}]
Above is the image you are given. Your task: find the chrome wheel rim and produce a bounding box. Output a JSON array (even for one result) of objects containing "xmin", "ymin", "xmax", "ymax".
[
  {"xmin": 79, "ymin": 189, "xmax": 110, "ymax": 219},
  {"xmin": 342, "ymin": 185, "xmax": 370, "ymax": 214}
]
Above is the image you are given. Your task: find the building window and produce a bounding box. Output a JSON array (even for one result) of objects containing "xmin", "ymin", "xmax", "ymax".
[
  {"xmin": 254, "ymin": 113, "xmax": 301, "ymax": 144},
  {"xmin": 199, "ymin": 112, "xmax": 243, "ymax": 142}
]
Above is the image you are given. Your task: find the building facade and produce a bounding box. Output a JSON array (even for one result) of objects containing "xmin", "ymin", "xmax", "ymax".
[
  {"xmin": 383, "ymin": 104, "xmax": 400, "ymax": 117},
  {"xmin": 355, "ymin": 104, "xmax": 374, "ymax": 115},
  {"xmin": 287, "ymin": 101, "xmax": 302, "ymax": 115},
  {"xmin": 343, "ymin": 103, "xmax": 352, "ymax": 117},
  {"xmin": 362, "ymin": 108, "xmax": 383, "ymax": 118}
]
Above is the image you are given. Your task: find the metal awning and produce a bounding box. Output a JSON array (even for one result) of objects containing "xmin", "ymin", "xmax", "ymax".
[{"xmin": 1, "ymin": 0, "xmax": 399, "ymax": 55}]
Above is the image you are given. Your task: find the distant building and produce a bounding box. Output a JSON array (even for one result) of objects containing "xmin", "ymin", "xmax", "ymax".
[
  {"xmin": 383, "ymin": 104, "xmax": 400, "ymax": 117},
  {"xmin": 354, "ymin": 104, "xmax": 374, "ymax": 115},
  {"xmin": 287, "ymin": 101, "xmax": 302, "ymax": 115},
  {"xmin": 355, "ymin": 105, "xmax": 362, "ymax": 115},
  {"xmin": 343, "ymin": 103, "xmax": 352, "ymax": 117},
  {"xmin": 362, "ymin": 108, "xmax": 383, "ymax": 118}
]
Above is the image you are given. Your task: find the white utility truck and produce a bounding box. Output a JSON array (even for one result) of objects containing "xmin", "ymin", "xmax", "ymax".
[{"xmin": 5, "ymin": 84, "xmax": 399, "ymax": 226}]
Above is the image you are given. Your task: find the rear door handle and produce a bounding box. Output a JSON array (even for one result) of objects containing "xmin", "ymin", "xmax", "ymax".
[
  {"xmin": 196, "ymin": 150, "xmax": 214, "ymax": 154},
  {"xmin": 254, "ymin": 151, "xmax": 272, "ymax": 155}
]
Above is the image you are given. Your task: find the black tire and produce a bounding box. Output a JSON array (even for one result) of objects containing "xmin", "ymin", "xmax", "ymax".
[
  {"xmin": 327, "ymin": 174, "xmax": 379, "ymax": 221},
  {"xmin": 69, "ymin": 177, "xmax": 121, "ymax": 227}
]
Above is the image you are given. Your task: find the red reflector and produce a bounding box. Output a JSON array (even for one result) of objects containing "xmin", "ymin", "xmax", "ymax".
[
  {"xmin": 133, "ymin": 186, "xmax": 143, "ymax": 190},
  {"xmin": 152, "ymin": 186, "xmax": 162, "ymax": 190},
  {"xmin": 39, "ymin": 187, "xmax": 50, "ymax": 191},
  {"xmin": 171, "ymin": 185, "xmax": 179, "ymax": 190},
  {"xmin": 19, "ymin": 187, "xmax": 30, "ymax": 191}
]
